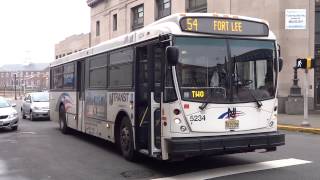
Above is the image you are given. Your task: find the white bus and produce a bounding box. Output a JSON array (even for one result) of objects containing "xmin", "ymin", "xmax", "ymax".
[{"xmin": 50, "ymin": 13, "xmax": 285, "ymax": 161}]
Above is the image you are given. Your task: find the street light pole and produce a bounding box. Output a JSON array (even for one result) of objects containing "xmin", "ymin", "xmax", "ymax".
[{"xmin": 301, "ymin": 68, "xmax": 310, "ymax": 126}]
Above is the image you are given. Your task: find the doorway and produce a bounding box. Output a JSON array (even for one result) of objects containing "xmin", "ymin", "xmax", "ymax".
[{"xmin": 135, "ymin": 43, "xmax": 163, "ymax": 155}]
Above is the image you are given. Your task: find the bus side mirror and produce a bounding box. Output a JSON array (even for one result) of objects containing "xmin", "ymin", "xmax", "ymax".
[
  {"xmin": 279, "ymin": 57, "xmax": 283, "ymax": 72},
  {"xmin": 166, "ymin": 46, "xmax": 179, "ymax": 65}
]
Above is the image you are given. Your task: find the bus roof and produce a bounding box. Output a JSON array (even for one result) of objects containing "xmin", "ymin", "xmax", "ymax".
[{"xmin": 51, "ymin": 13, "xmax": 276, "ymax": 67}]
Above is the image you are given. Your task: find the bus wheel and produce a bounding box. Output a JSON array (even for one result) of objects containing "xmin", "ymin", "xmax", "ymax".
[
  {"xmin": 119, "ymin": 116, "xmax": 136, "ymax": 161},
  {"xmin": 59, "ymin": 105, "xmax": 69, "ymax": 134}
]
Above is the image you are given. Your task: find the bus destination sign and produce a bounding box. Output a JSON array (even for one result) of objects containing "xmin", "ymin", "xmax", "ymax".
[{"xmin": 180, "ymin": 17, "xmax": 269, "ymax": 36}]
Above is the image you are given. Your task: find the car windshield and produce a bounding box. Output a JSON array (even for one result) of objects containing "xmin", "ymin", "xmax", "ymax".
[
  {"xmin": 175, "ymin": 37, "xmax": 276, "ymax": 103},
  {"xmin": 0, "ymin": 98, "xmax": 10, "ymax": 108},
  {"xmin": 32, "ymin": 93, "xmax": 49, "ymax": 102}
]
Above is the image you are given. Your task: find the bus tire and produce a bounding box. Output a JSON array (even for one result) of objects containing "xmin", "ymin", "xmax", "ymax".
[
  {"xmin": 59, "ymin": 105, "xmax": 69, "ymax": 134},
  {"xmin": 119, "ymin": 116, "xmax": 136, "ymax": 161}
]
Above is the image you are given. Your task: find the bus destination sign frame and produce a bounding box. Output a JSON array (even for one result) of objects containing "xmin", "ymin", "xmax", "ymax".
[{"xmin": 180, "ymin": 16, "xmax": 269, "ymax": 37}]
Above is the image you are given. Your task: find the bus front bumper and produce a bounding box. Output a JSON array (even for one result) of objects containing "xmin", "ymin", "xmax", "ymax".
[{"xmin": 166, "ymin": 132, "xmax": 285, "ymax": 158}]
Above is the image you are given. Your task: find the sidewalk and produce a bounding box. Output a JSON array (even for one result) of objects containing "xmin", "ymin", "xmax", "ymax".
[{"xmin": 278, "ymin": 111, "xmax": 320, "ymax": 134}]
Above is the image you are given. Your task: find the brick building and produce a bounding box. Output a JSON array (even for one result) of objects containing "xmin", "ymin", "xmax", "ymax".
[{"xmin": 0, "ymin": 63, "xmax": 49, "ymax": 94}]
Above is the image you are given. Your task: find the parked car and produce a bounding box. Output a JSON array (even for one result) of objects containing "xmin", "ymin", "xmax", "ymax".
[
  {"xmin": 21, "ymin": 92, "xmax": 50, "ymax": 121},
  {"xmin": 0, "ymin": 97, "xmax": 19, "ymax": 131}
]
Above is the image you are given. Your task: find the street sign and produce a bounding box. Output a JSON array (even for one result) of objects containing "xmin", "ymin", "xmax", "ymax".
[{"xmin": 296, "ymin": 58, "xmax": 314, "ymax": 69}]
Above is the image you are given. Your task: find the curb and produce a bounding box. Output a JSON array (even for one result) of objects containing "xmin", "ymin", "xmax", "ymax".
[{"xmin": 278, "ymin": 124, "xmax": 320, "ymax": 134}]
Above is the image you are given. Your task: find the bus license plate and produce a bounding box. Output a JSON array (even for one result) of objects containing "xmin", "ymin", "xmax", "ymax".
[{"xmin": 225, "ymin": 119, "xmax": 239, "ymax": 129}]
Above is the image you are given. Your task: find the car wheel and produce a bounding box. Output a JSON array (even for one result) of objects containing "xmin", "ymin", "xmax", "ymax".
[
  {"xmin": 11, "ymin": 126, "xmax": 18, "ymax": 131},
  {"xmin": 119, "ymin": 116, "xmax": 136, "ymax": 161},
  {"xmin": 59, "ymin": 105, "xmax": 69, "ymax": 134}
]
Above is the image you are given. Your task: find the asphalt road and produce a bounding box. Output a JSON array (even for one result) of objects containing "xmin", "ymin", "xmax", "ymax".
[{"xmin": 0, "ymin": 102, "xmax": 319, "ymax": 180}]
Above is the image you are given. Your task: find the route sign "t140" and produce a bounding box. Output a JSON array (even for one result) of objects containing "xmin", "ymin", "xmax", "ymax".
[{"xmin": 296, "ymin": 57, "xmax": 314, "ymax": 69}]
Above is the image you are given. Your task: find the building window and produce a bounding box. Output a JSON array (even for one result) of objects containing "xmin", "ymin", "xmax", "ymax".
[
  {"xmin": 96, "ymin": 21, "xmax": 100, "ymax": 36},
  {"xmin": 132, "ymin": 4, "xmax": 144, "ymax": 30},
  {"xmin": 157, "ymin": 0, "xmax": 171, "ymax": 19},
  {"xmin": 113, "ymin": 14, "xmax": 117, "ymax": 31},
  {"xmin": 186, "ymin": 0, "xmax": 207, "ymax": 12}
]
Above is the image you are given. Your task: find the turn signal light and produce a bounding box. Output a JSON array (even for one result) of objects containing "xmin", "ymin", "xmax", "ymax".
[{"xmin": 173, "ymin": 109, "xmax": 180, "ymax": 115}]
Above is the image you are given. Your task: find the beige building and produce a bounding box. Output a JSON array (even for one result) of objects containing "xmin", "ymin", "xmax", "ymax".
[
  {"xmin": 54, "ymin": 0, "xmax": 320, "ymax": 111},
  {"xmin": 87, "ymin": 0, "xmax": 320, "ymax": 111},
  {"xmin": 55, "ymin": 33, "xmax": 90, "ymax": 60}
]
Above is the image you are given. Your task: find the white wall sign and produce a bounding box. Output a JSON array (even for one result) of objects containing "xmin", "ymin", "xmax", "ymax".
[{"xmin": 285, "ymin": 9, "xmax": 306, "ymax": 30}]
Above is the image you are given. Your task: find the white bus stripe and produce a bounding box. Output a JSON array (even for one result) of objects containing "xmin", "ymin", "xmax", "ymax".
[{"xmin": 152, "ymin": 158, "xmax": 311, "ymax": 180}]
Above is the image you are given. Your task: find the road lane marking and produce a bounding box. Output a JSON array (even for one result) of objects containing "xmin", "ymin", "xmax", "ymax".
[
  {"xmin": 0, "ymin": 160, "xmax": 8, "ymax": 175},
  {"xmin": 152, "ymin": 158, "xmax": 311, "ymax": 180},
  {"xmin": 19, "ymin": 131, "xmax": 37, "ymax": 134}
]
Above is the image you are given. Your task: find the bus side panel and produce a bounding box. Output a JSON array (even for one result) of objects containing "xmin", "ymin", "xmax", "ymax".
[
  {"xmin": 49, "ymin": 91, "xmax": 60, "ymax": 123},
  {"xmin": 83, "ymin": 90, "xmax": 113, "ymax": 141},
  {"xmin": 107, "ymin": 91, "xmax": 135, "ymax": 143},
  {"xmin": 65, "ymin": 91, "xmax": 78, "ymax": 130},
  {"xmin": 49, "ymin": 91, "xmax": 77, "ymax": 130}
]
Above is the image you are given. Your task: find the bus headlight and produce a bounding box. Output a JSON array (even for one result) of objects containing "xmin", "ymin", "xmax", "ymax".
[
  {"xmin": 180, "ymin": 126, "xmax": 187, "ymax": 132},
  {"xmin": 174, "ymin": 118, "xmax": 181, "ymax": 124},
  {"xmin": 269, "ymin": 121, "xmax": 274, "ymax": 127}
]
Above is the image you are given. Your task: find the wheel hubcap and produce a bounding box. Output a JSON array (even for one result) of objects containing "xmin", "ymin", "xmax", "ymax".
[
  {"xmin": 120, "ymin": 127, "xmax": 130, "ymax": 152},
  {"xmin": 59, "ymin": 111, "xmax": 64, "ymax": 130}
]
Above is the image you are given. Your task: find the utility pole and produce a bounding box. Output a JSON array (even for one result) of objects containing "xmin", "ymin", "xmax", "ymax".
[
  {"xmin": 295, "ymin": 57, "xmax": 314, "ymax": 126},
  {"xmin": 301, "ymin": 68, "xmax": 310, "ymax": 126}
]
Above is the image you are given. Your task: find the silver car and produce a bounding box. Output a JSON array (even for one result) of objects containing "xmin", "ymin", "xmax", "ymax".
[
  {"xmin": 21, "ymin": 92, "xmax": 50, "ymax": 121},
  {"xmin": 0, "ymin": 97, "xmax": 19, "ymax": 131}
]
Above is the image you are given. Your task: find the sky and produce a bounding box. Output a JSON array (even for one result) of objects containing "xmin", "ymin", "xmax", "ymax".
[{"xmin": 0, "ymin": 0, "xmax": 90, "ymax": 66}]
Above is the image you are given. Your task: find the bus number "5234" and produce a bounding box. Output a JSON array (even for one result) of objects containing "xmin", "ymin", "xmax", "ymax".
[{"xmin": 189, "ymin": 114, "xmax": 206, "ymax": 122}]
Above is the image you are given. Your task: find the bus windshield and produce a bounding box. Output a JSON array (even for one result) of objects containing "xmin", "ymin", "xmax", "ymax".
[{"xmin": 175, "ymin": 37, "xmax": 276, "ymax": 103}]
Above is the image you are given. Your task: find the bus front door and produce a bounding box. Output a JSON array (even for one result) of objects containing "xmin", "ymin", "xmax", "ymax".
[
  {"xmin": 77, "ymin": 60, "xmax": 85, "ymax": 132},
  {"xmin": 135, "ymin": 43, "xmax": 162, "ymax": 158}
]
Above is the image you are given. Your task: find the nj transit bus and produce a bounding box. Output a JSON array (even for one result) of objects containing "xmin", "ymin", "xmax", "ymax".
[{"xmin": 50, "ymin": 13, "xmax": 285, "ymax": 161}]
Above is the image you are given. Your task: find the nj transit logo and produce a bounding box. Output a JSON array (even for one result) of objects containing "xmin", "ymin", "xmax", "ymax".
[{"xmin": 218, "ymin": 108, "xmax": 245, "ymax": 119}]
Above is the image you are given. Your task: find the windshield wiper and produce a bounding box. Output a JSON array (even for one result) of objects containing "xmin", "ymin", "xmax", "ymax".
[
  {"xmin": 199, "ymin": 102, "xmax": 209, "ymax": 110},
  {"xmin": 246, "ymin": 88, "xmax": 262, "ymax": 108}
]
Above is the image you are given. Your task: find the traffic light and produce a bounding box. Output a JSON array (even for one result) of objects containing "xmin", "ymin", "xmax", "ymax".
[{"xmin": 296, "ymin": 57, "xmax": 314, "ymax": 69}]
